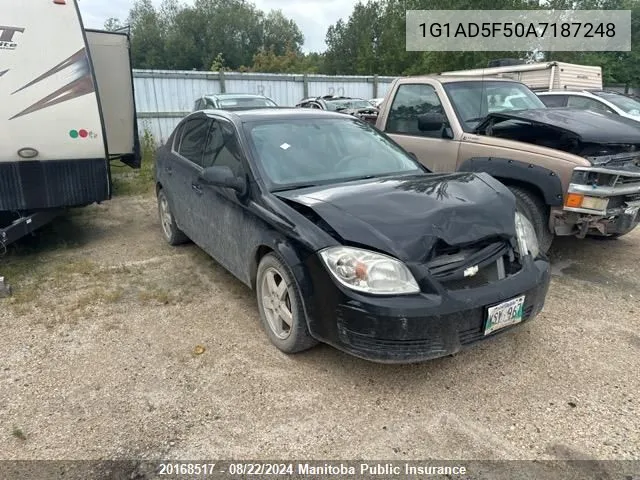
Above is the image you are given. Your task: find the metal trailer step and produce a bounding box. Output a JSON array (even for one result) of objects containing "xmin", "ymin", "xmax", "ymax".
[
  {"xmin": 0, "ymin": 276, "xmax": 11, "ymax": 298},
  {"xmin": 1, "ymin": 209, "xmax": 63, "ymax": 298}
]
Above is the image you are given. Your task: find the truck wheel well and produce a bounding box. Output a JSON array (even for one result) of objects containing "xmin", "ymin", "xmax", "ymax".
[
  {"xmin": 458, "ymin": 157, "xmax": 563, "ymax": 206},
  {"xmin": 492, "ymin": 177, "xmax": 547, "ymax": 206}
]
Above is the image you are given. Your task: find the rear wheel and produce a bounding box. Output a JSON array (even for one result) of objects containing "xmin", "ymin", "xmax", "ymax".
[
  {"xmin": 157, "ymin": 189, "xmax": 188, "ymax": 246},
  {"xmin": 256, "ymin": 253, "xmax": 317, "ymax": 354},
  {"xmin": 508, "ymin": 186, "xmax": 554, "ymax": 253}
]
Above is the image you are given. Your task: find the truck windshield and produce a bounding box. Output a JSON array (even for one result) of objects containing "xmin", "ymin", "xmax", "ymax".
[
  {"xmin": 443, "ymin": 81, "xmax": 546, "ymax": 131},
  {"xmin": 245, "ymin": 117, "xmax": 423, "ymax": 190}
]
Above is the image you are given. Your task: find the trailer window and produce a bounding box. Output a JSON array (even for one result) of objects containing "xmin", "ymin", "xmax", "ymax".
[{"xmin": 178, "ymin": 118, "xmax": 211, "ymax": 166}]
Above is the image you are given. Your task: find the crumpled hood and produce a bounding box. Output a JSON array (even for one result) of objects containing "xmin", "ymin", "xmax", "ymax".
[
  {"xmin": 476, "ymin": 108, "xmax": 640, "ymax": 144},
  {"xmin": 275, "ymin": 172, "xmax": 516, "ymax": 262}
]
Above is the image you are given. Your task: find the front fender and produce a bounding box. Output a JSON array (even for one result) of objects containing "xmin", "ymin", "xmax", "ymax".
[{"xmin": 458, "ymin": 157, "xmax": 564, "ymax": 206}]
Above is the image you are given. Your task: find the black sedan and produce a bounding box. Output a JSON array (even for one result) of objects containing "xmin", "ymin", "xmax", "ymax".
[{"xmin": 155, "ymin": 108, "xmax": 551, "ymax": 363}]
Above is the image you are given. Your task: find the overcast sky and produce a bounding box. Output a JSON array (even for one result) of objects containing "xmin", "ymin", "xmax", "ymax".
[{"xmin": 78, "ymin": 0, "xmax": 361, "ymax": 53}]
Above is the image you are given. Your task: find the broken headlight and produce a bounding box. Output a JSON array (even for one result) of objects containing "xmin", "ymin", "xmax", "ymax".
[
  {"xmin": 514, "ymin": 212, "xmax": 540, "ymax": 258},
  {"xmin": 319, "ymin": 246, "xmax": 420, "ymax": 295}
]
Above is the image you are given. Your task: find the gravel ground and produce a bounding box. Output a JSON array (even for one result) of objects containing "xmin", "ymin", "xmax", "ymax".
[{"xmin": 0, "ymin": 194, "xmax": 638, "ymax": 464}]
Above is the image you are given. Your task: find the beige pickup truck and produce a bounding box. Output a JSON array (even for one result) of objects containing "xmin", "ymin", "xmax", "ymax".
[{"xmin": 376, "ymin": 76, "xmax": 640, "ymax": 252}]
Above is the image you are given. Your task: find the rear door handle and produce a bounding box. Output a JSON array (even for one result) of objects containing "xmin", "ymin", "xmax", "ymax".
[
  {"xmin": 165, "ymin": 166, "xmax": 173, "ymax": 175},
  {"xmin": 191, "ymin": 183, "xmax": 203, "ymax": 195}
]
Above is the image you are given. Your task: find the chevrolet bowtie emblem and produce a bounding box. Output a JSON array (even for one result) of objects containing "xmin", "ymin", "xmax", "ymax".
[{"xmin": 464, "ymin": 265, "xmax": 479, "ymax": 277}]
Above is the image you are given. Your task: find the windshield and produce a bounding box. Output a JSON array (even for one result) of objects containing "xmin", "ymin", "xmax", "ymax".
[
  {"xmin": 443, "ymin": 81, "xmax": 546, "ymax": 131},
  {"xmin": 593, "ymin": 91, "xmax": 640, "ymax": 116},
  {"xmin": 245, "ymin": 118, "xmax": 423, "ymax": 190},
  {"xmin": 325, "ymin": 99, "xmax": 373, "ymax": 111},
  {"xmin": 217, "ymin": 97, "xmax": 277, "ymax": 108}
]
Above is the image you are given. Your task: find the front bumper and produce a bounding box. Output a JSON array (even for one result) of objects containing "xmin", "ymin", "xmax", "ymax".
[
  {"xmin": 560, "ymin": 165, "xmax": 640, "ymax": 236},
  {"xmin": 302, "ymin": 255, "xmax": 551, "ymax": 363}
]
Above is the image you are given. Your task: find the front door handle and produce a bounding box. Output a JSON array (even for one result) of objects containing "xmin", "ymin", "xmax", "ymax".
[
  {"xmin": 165, "ymin": 166, "xmax": 173, "ymax": 175},
  {"xmin": 192, "ymin": 183, "xmax": 203, "ymax": 195}
]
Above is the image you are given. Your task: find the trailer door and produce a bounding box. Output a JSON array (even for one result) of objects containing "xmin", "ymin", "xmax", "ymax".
[{"xmin": 85, "ymin": 29, "xmax": 141, "ymax": 168}]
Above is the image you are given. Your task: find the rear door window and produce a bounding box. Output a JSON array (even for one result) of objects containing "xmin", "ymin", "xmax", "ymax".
[{"xmin": 178, "ymin": 117, "xmax": 211, "ymax": 167}]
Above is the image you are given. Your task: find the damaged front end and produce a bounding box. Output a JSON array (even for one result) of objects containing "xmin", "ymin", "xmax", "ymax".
[
  {"xmin": 476, "ymin": 110, "xmax": 640, "ymax": 237},
  {"xmin": 562, "ymin": 151, "xmax": 640, "ymax": 237},
  {"xmin": 338, "ymin": 107, "xmax": 379, "ymax": 125}
]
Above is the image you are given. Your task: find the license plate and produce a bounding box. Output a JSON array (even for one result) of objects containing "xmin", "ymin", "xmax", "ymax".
[{"xmin": 484, "ymin": 295, "xmax": 525, "ymax": 335}]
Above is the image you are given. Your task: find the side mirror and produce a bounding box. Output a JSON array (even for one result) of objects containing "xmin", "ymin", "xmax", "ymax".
[
  {"xmin": 417, "ymin": 112, "xmax": 446, "ymax": 132},
  {"xmin": 199, "ymin": 165, "xmax": 245, "ymax": 192}
]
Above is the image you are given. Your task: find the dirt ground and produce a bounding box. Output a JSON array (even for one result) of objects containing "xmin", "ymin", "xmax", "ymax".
[{"xmin": 0, "ymin": 192, "xmax": 639, "ymax": 463}]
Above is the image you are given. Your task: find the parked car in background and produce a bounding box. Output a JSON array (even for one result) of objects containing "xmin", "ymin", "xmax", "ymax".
[
  {"xmin": 375, "ymin": 76, "xmax": 640, "ymax": 251},
  {"xmin": 192, "ymin": 93, "xmax": 277, "ymax": 112},
  {"xmin": 296, "ymin": 95, "xmax": 379, "ymax": 124},
  {"xmin": 154, "ymin": 108, "xmax": 550, "ymax": 363},
  {"xmin": 537, "ymin": 90, "xmax": 640, "ymax": 122}
]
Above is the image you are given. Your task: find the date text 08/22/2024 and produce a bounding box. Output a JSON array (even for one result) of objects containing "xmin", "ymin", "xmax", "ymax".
[{"xmin": 157, "ymin": 462, "xmax": 468, "ymax": 476}]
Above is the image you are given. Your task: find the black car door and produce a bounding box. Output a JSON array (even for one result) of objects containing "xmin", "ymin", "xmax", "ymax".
[
  {"xmin": 192, "ymin": 117, "xmax": 253, "ymax": 283},
  {"xmin": 167, "ymin": 116, "xmax": 211, "ymax": 237}
]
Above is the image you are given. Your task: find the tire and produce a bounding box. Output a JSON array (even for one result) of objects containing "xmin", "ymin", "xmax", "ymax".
[
  {"xmin": 157, "ymin": 188, "xmax": 189, "ymax": 246},
  {"xmin": 508, "ymin": 186, "xmax": 554, "ymax": 254},
  {"xmin": 256, "ymin": 252, "xmax": 318, "ymax": 354},
  {"xmin": 589, "ymin": 225, "xmax": 639, "ymax": 240}
]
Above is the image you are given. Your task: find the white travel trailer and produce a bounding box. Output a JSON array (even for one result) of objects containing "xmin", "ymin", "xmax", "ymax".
[
  {"xmin": 0, "ymin": 0, "xmax": 139, "ymax": 252},
  {"xmin": 439, "ymin": 61, "xmax": 603, "ymax": 92}
]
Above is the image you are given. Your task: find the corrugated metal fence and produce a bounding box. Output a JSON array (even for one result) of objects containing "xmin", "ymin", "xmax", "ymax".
[
  {"xmin": 132, "ymin": 69, "xmax": 640, "ymax": 144},
  {"xmin": 133, "ymin": 69, "xmax": 397, "ymax": 142}
]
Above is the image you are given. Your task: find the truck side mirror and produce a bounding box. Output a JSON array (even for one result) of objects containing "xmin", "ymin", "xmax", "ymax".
[{"xmin": 417, "ymin": 112, "xmax": 446, "ymax": 131}]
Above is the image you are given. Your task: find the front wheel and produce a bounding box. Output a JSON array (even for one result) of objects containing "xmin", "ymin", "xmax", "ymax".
[
  {"xmin": 589, "ymin": 222, "xmax": 640, "ymax": 240},
  {"xmin": 256, "ymin": 253, "xmax": 318, "ymax": 354},
  {"xmin": 508, "ymin": 186, "xmax": 554, "ymax": 254}
]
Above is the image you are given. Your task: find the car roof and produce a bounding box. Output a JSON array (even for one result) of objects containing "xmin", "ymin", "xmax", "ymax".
[
  {"xmin": 537, "ymin": 90, "xmax": 596, "ymax": 95},
  {"xmin": 191, "ymin": 107, "xmax": 352, "ymax": 123},
  {"xmin": 401, "ymin": 75, "xmax": 521, "ymax": 84},
  {"xmin": 203, "ymin": 93, "xmax": 270, "ymax": 99}
]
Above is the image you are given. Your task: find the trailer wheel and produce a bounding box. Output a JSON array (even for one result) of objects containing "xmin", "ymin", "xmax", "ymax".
[
  {"xmin": 508, "ymin": 186, "xmax": 554, "ymax": 254},
  {"xmin": 157, "ymin": 189, "xmax": 188, "ymax": 245}
]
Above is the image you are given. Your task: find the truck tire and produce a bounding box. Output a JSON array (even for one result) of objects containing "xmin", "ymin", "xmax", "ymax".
[
  {"xmin": 589, "ymin": 224, "xmax": 639, "ymax": 240},
  {"xmin": 508, "ymin": 186, "xmax": 554, "ymax": 254}
]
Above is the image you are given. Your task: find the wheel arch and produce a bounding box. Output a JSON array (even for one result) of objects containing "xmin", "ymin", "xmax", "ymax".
[
  {"xmin": 250, "ymin": 237, "xmax": 316, "ymax": 333},
  {"xmin": 458, "ymin": 157, "xmax": 564, "ymax": 207}
]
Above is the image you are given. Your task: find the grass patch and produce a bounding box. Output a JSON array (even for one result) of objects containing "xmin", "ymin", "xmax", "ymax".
[
  {"xmin": 11, "ymin": 427, "xmax": 26, "ymax": 441},
  {"xmin": 111, "ymin": 157, "xmax": 155, "ymax": 196},
  {"xmin": 111, "ymin": 128, "xmax": 157, "ymax": 197}
]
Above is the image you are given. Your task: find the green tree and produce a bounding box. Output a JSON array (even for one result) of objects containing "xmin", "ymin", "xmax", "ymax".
[
  {"xmin": 261, "ymin": 10, "xmax": 304, "ymax": 55},
  {"xmin": 249, "ymin": 47, "xmax": 324, "ymax": 73},
  {"xmin": 104, "ymin": 17, "xmax": 123, "ymax": 32},
  {"xmin": 125, "ymin": 0, "xmax": 306, "ymax": 70},
  {"xmin": 128, "ymin": 0, "xmax": 167, "ymax": 69}
]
